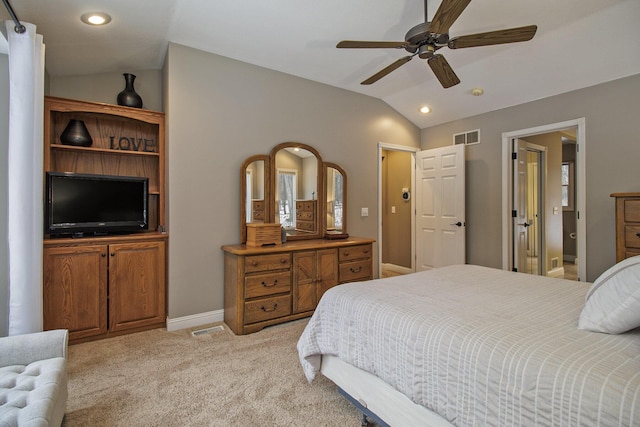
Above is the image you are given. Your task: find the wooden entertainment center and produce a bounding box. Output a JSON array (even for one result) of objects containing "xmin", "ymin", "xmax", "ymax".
[{"xmin": 42, "ymin": 96, "xmax": 167, "ymax": 344}]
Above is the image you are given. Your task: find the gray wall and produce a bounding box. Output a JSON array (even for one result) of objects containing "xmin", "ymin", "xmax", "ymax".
[
  {"xmin": 0, "ymin": 53, "xmax": 8, "ymax": 336},
  {"xmin": 162, "ymin": 43, "xmax": 420, "ymax": 319},
  {"xmin": 38, "ymin": 46, "xmax": 420, "ymax": 323},
  {"xmin": 381, "ymin": 150, "xmax": 412, "ymax": 268},
  {"xmin": 422, "ymin": 73, "xmax": 640, "ymax": 281}
]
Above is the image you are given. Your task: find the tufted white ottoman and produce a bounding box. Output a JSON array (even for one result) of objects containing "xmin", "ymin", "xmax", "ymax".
[{"xmin": 0, "ymin": 330, "xmax": 68, "ymax": 427}]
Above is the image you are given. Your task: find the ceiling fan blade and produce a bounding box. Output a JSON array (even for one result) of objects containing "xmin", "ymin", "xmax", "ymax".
[
  {"xmin": 448, "ymin": 25, "xmax": 537, "ymax": 49},
  {"xmin": 427, "ymin": 54, "xmax": 460, "ymax": 88},
  {"xmin": 361, "ymin": 56, "xmax": 414, "ymax": 85},
  {"xmin": 429, "ymin": 0, "xmax": 472, "ymax": 35},
  {"xmin": 337, "ymin": 40, "xmax": 408, "ymax": 49}
]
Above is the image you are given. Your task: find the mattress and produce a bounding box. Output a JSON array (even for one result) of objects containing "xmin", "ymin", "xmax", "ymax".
[{"xmin": 298, "ymin": 265, "xmax": 640, "ymax": 426}]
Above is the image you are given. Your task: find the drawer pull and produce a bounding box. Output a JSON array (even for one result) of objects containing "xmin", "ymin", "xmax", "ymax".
[
  {"xmin": 637, "ymin": 233, "xmax": 640, "ymax": 238},
  {"xmin": 261, "ymin": 280, "xmax": 278, "ymax": 287},
  {"xmin": 350, "ymin": 266, "xmax": 362, "ymax": 273},
  {"xmin": 280, "ymin": 258, "xmax": 287, "ymax": 264},
  {"xmin": 251, "ymin": 261, "xmax": 258, "ymax": 267},
  {"xmin": 344, "ymin": 251, "xmax": 349, "ymax": 256},
  {"xmin": 261, "ymin": 303, "xmax": 278, "ymax": 312}
]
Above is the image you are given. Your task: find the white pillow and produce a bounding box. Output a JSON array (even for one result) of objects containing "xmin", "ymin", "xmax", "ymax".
[{"xmin": 578, "ymin": 255, "xmax": 640, "ymax": 334}]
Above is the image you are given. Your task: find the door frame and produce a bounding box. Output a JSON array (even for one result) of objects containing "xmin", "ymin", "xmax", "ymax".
[
  {"xmin": 501, "ymin": 118, "xmax": 586, "ymax": 281},
  {"xmin": 377, "ymin": 142, "xmax": 419, "ymax": 276},
  {"xmin": 513, "ymin": 141, "xmax": 547, "ymax": 275}
]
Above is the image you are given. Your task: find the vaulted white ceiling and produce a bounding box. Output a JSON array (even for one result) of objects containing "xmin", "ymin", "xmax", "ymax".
[{"xmin": 2, "ymin": 0, "xmax": 639, "ymax": 128}]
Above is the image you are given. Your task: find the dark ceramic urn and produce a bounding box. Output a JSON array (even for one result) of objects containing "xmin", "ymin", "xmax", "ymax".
[
  {"xmin": 60, "ymin": 119, "xmax": 93, "ymax": 147},
  {"xmin": 117, "ymin": 73, "xmax": 143, "ymax": 108}
]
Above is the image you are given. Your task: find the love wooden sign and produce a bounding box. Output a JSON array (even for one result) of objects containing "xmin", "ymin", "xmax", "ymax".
[{"xmin": 109, "ymin": 136, "xmax": 157, "ymax": 153}]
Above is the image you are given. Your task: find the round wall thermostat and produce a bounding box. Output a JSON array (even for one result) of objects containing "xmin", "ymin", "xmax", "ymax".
[{"xmin": 402, "ymin": 190, "xmax": 410, "ymax": 201}]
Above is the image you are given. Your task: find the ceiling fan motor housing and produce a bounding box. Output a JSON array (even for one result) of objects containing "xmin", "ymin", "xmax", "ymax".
[{"xmin": 405, "ymin": 22, "xmax": 450, "ymax": 54}]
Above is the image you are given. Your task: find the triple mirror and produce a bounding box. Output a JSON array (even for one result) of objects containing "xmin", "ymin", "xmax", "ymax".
[{"xmin": 240, "ymin": 142, "xmax": 347, "ymax": 243}]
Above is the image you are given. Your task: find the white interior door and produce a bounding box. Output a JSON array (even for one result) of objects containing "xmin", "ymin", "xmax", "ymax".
[{"xmin": 415, "ymin": 145, "xmax": 465, "ymax": 271}]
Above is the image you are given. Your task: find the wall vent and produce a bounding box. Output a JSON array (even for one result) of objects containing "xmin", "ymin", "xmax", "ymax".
[
  {"xmin": 453, "ymin": 129, "xmax": 480, "ymax": 146},
  {"xmin": 191, "ymin": 325, "xmax": 224, "ymax": 336}
]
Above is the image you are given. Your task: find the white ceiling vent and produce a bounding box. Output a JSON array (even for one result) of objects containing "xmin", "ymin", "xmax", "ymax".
[{"xmin": 453, "ymin": 129, "xmax": 480, "ymax": 146}]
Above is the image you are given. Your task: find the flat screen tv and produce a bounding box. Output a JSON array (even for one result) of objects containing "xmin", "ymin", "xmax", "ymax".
[{"xmin": 46, "ymin": 172, "xmax": 148, "ymax": 237}]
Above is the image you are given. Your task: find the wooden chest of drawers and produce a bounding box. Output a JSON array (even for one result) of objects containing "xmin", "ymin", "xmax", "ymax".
[
  {"xmin": 223, "ymin": 237, "xmax": 374, "ymax": 334},
  {"xmin": 296, "ymin": 200, "xmax": 316, "ymax": 232},
  {"xmin": 611, "ymin": 193, "xmax": 640, "ymax": 262}
]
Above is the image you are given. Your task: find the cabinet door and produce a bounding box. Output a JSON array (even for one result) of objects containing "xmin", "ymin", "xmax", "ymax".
[
  {"xmin": 109, "ymin": 240, "xmax": 166, "ymax": 332},
  {"xmin": 317, "ymin": 248, "xmax": 338, "ymax": 300},
  {"xmin": 43, "ymin": 245, "xmax": 107, "ymax": 341},
  {"xmin": 293, "ymin": 251, "xmax": 317, "ymax": 313},
  {"xmin": 293, "ymin": 249, "xmax": 338, "ymax": 313}
]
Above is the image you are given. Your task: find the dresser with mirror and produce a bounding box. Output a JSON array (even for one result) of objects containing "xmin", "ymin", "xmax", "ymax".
[{"xmin": 222, "ymin": 142, "xmax": 375, "ymax": 334}]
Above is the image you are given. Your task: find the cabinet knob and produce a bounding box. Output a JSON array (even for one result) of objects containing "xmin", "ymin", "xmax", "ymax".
[
  {"xmin": 251, "ymin": 261, "xmax": 258, "ymax": 266},
  {"xmin": 344, "ymin": 251, "xmax": 349, "ymax": 256},
  {"xmin": 350, "ymin": 266, "xmax": 362, "ymax": 273},
  {"xmin": 110, "ymin": 253, "xmax": 115, "ymax": 257},
  {"xmin": 280, "ymin": 258, "xmax": 287, "ymax": 264},
  {"xmin": 101, "ymin": 253, "xmax": 107, "ymax": 257},
  {"xmin": 636, "ymin": 233, "xmax": 640, "ymax": 238}
]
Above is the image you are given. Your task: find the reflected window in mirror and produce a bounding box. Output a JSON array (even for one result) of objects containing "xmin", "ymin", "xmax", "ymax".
[
  {"xmin": 275, "ymin": 146, "xmax": 318, "ymax": 235},
  {"xmin": 277, "ymin": 169, "xmax": 297, "ymax": 229},
  {"xmin": 326, "ymin": 169, "xmax": 343, "ymax": 232}
]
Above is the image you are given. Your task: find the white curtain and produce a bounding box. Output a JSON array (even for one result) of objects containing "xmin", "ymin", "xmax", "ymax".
[{"xmin": 4, "ymin": 21, "xmax": 45, "ymax": 335}]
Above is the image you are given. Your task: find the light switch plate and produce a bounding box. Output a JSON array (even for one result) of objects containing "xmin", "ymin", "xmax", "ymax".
[{"xmin": 361, "ymin": 207, "xmax": 369, "ymax": 217}]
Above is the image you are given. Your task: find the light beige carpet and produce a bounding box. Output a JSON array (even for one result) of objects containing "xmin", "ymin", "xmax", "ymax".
[{"xmin": 63, "ymin": 319, "xmax": 362, "ymax": 426}]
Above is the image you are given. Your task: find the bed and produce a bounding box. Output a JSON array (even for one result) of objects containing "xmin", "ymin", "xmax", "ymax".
[{"xmin": 297, "ymin": 263, "xmax": 640, "ymax": 426}]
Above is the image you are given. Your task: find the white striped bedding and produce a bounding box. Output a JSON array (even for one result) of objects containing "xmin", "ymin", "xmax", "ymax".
[{"xmin": 297, "ymin": 265, "xmax": 640, "ymax": 426}]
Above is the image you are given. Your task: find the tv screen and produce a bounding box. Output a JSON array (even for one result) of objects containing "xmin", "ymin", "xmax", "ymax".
[{"xmin": 46, "ymin": 172, "xmax": 148, "ymax": 236}]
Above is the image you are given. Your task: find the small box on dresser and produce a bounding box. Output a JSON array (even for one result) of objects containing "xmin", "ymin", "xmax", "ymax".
[{"xmin": 246, "ymin": 223, "xmax": 282, "ymax": 247}]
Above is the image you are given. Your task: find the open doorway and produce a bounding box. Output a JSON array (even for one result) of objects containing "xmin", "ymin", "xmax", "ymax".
[
  {"xmin": 377, "ymin": 143, "xmax": 418, "ymax": 278},
  {"xmin": 502, "ymin": 119, "xmax": 586, "ymax": 281}
]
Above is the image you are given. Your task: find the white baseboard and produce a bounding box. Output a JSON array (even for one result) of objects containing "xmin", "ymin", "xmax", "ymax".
[
  {"xmin": 547, "ymin": 267, "xmax": 565, "ymax": 278},
  {"xmin": 166, "ymin": 309, "xmax": 224, "ymax": 332},
  {"xmin": 381, "ymin": 263, "xmax": 413, "ymax": 275}
]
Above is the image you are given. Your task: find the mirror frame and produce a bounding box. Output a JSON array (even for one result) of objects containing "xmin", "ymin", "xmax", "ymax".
[
  {"xmin": 270, "ymin": 142, "xmax": 323, "ymax": 241},
  {"xmin": 323, "ymin": 162, "xmax": 348, "ymax": 239},
  {"xmin": 239, "ymin": 142, "xmax": 349, "ymax": 243},
  {"xmin": 240, "ymin": 154, "xmax": 271, "ymax": 244}
]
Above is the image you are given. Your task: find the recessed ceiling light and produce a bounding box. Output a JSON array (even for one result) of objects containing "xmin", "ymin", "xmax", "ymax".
[
  {"xmin": 81, "ymin": 12, "xmax": 112, "ymax": 26},
  {"xmin": 419, "ymin": 106, "xmax": 431, "ymax": 114}
]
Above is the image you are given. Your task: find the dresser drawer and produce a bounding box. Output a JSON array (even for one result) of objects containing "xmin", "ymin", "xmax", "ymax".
[
  {"xmin": 296, "ymin": 211, "xmax": 314, "ymax": 220},
  {"xmin": 245, "ymin": 271, "xmax": 291, "ymax": 299},
  {"xmin": 339, "ymin": 260, "xmax": 372, "ymax": 282},
  {"xmin": 244, "ymin": 294, "xmax": 291, "ymax": 324},
  {"xmin": 245, "ymin": 253, "xmax": 291, "ymax": 273},
  {"xmin": 625, "ymin": 226, "xmax": 640, "ymax": 249},
  {"xmin": 296, "ymin": 221, "xmax": 315, "ymax": 232},
  {"xmin": 296, "ymin": 201, "xmax": 315, "ymax": 211},
  {"xmin": 339, "ymin": 244, "xmax": 372, "ymax": 262},
  {"xmin": 624, "ymin": 199, "xmax": 640, "ymax": 223}
]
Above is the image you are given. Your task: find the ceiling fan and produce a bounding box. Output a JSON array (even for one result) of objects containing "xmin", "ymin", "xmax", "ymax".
[{"xmin": 337, "ymin": 0, "xmax": 537, "ymax": 88}]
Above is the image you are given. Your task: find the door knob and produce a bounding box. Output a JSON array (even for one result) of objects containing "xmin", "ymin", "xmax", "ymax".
[{"xmin": 450, "ymin": 221, "xmax": 463, "ymax": 227}]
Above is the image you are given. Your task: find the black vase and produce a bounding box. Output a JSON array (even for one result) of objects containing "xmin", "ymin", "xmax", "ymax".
[
  {"xmin": 117, "ymin": 73, "xmax": 143, "ymax": 108},
  {"xmin": 60, "ymin": 119, "xmax": 93, "ymax": 147}
]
